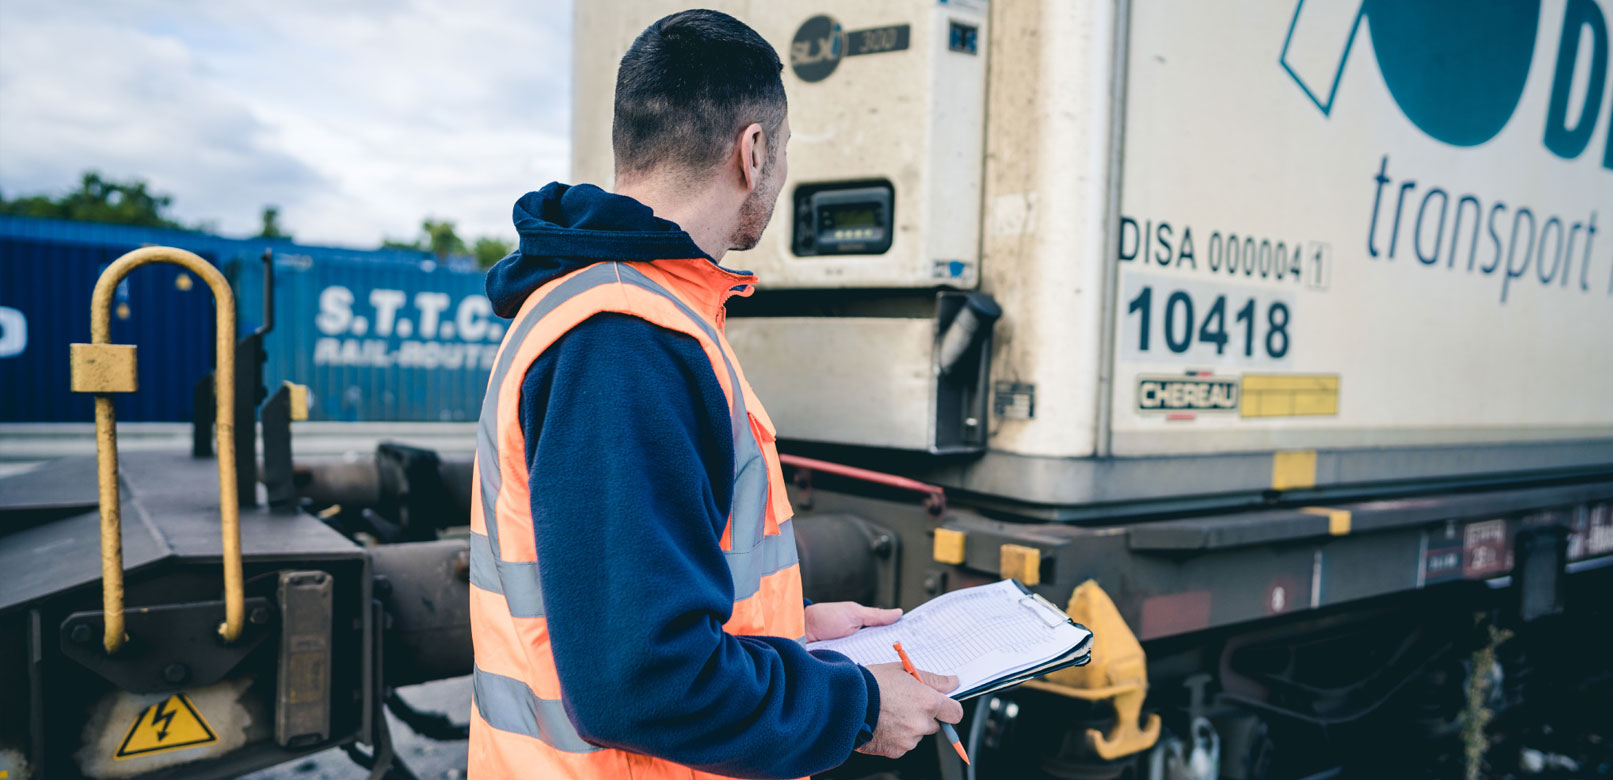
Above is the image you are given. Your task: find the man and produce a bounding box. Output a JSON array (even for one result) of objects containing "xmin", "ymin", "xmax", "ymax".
[{"xmin": 467, "ymin": 9, "xmax": 963, "ymax": 779}]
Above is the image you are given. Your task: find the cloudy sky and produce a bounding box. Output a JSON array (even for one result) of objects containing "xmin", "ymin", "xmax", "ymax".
[{"xmin": 0, "ymin": 0, "xmax": 573, "ymax": 247}]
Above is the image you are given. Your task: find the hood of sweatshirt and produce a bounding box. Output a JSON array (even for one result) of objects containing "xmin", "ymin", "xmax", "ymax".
[{"xmin": 485, "ymin": 182, "xmax": 751, "ymax": 319}]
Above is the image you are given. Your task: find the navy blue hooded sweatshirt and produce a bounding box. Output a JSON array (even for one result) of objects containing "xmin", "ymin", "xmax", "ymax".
[{"xmin": 485, "ymin": 182, "xmax": 880, "ymax": 778}]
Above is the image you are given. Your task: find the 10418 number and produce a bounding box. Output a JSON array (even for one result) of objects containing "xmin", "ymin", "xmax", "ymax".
[{"xmin": 1126, "ymin": 285, "xmax": 1290, "ymax": 360}]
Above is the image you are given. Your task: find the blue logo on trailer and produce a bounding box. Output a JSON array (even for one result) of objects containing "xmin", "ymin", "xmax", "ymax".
[{"xmin": 1281, "ymin": 0, "xmax": 1611, "ymax": 165}]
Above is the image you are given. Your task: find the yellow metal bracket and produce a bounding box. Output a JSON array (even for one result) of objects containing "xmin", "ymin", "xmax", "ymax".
[
  {"xmin": 1302, "ymin": 506, "xmax": 1352, "ymax": 535},
  {"xmin": 1025, "ymin": 580, "xmax": 1162, "ymax": 760},
  {"xmin": 286, "ymin": 381, "xmax": 310, "ymax": 422},
  {"xmin": 1000, "ymin": 543, "xmax": 1042, "ymax": 586},
  {"xmin": 70, "ymin": 343, "xmax": 139, "ymax": 393},
  {"xmin": 72, "ymin": 246, "xmax": 244, "ymax": 654},
  {"xmin": 1271, "ymin": 449, "xmax": 1318, "ymax": 491},
  {"xmin": 933, "ymin": 528, "xmax": 966, "ymax": 565}
]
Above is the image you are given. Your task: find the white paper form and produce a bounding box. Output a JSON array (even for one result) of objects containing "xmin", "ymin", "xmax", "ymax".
[{"xmin": 805, "ymin": 580, "xmax": 1091, "ymax": 696}]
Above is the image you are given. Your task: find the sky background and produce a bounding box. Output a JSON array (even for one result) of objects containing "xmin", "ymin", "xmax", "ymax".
[{"xmin": 0, "ymin": 0, "xmax": 574, "ymax": 247}]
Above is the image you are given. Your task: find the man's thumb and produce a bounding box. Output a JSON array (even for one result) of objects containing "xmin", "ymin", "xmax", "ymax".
[
  {"xmin": 860, "ymin": 606, "xmax": 903, "ymax": 626},
  {"xmin": 918, "ymin": 669, "xmax": 959, "ymax": 694}
]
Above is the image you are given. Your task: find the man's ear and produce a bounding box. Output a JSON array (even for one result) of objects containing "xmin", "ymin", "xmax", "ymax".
[{"xmin": 737, "ymin": 122, "xmax": 766, "ymax": 192}]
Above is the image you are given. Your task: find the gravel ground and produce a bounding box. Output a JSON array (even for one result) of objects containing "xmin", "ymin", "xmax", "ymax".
[{"xmin": 241, "ymin": 677, "xmax": 471, "ymax": 780}]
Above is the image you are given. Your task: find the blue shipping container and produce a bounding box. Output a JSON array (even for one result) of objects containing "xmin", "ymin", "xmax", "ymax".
[
  {"xmin": 0, "ymin": 235, "xmax": 218, "ymax": 422},
  {"xmin": 0, "ymin": 215, "xmax": 486, "ymax": 423},
  {"xmin": 0, "ymin": 215, "xmax": 438, "ymax": 267},
  {"xmin": 233, "ymin": 252, "xmax": 497, "ymax": 422}
]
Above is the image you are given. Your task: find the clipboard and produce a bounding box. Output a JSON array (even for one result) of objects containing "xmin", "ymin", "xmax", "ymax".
[
  {"xmin": 949, "ymin": 580, "xmax": 1093, "ymax": 700},
  {"xmin": 804, "ymin": 578, "xmax": 1094, "ymax": 701}
]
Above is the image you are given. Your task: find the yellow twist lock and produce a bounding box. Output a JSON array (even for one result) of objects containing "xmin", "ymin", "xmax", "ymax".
[
  {"xmin": 1025, "ymin": 580, "xmax": 1162, "ymax": 760},
  {"xmin": 71, "ymin": 247, "xmax": 245, "ymax": 654}
]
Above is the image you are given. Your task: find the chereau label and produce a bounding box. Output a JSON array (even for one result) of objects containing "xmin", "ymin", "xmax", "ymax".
[{"xmin": 1137, "ymin": 375, "xmax": 1241, "ymax": 412}]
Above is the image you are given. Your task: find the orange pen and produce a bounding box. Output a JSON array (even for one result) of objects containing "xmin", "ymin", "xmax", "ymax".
[{"xmin": 892, "ymin": 642, "xmax": 969, "ymax": 765}]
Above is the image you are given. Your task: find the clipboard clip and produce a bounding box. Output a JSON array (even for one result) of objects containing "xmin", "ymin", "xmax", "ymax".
[{"xmin": 1018, "ymin": 595, "xmax": 1067, "ymax": 628}]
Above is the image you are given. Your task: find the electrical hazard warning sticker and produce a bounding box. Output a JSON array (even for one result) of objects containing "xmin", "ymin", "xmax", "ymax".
[{"xmin": 115, "ymin": 693, "xmax": 217, "ymax": 759}]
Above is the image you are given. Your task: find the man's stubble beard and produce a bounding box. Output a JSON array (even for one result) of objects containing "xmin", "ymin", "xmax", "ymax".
[{"xmin": 730, "ymin": 159, "xmax": 782, "ymax": 252}]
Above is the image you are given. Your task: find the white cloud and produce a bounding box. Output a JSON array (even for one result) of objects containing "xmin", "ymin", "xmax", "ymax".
[{"xmin": 0, "ymin": 0, "xmax": 573, "ymax": 247}]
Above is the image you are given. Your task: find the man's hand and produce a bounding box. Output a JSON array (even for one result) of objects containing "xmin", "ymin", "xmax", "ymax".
[
  {"xmin": 855, "ymin": 663, "xmax": 964, "ymax": 759},
  {"xmin": 803, "ymin": 602, "xmax": 903, "ymax": 643}
]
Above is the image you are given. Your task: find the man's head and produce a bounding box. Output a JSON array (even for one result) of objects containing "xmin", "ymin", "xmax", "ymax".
[{"xmin": 613, "ymin": 10, "xmax": 789, "ymax": 253}]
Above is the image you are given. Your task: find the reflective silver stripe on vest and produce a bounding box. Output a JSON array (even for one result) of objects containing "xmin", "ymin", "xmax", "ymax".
[
  {"xmin": 476, "ymin": 263, "xmax": 624, "ymax": 560},
  {"xmin": 477, "ymin": 522, "xmax": 806, "ymax": 625},
  {"xmin": 729, "ymin": 519, "xmax": 799, "ymax": 602},
  {"xmin": 475, "ymin": 521, "xmax": 795, "ymax": 618},
  {"xmin": 609, "ymin": 264, "xmax": 772, "ymax": 552},
  {"xmin": 473, "ymin": 666, "xmax": 601, "ymax": 753},
  {"xmin": 469, "ymin": 531, "xmax": 546, "ymax": 618},
  {"xmin": 474, "ymin": 260, "xmax": 784, "ymax": 572}
]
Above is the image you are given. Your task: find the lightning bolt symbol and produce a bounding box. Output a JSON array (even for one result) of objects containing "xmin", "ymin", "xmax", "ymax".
[{"xmin": 150, "ymin": 698, "xmax": 177, "ymax": 741}]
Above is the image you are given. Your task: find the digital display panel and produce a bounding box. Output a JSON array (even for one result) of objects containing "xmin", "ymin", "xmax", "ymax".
[
  {"xmin": 825, "ymin": 206, "xmax": 879, "ymax": 228},
  {"xmin": 793, "ymin": 181, "xmax": 894, "ymax": 256}
]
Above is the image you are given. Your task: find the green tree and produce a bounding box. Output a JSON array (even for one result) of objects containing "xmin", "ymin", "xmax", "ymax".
[
  {"xmin": 421, "ymin": 218, "xmax": 467, "ymax": 261},
  {"xmin": 382, "ymin": 218, "xmax": 473, "ymax": 260},
  {"xmin": 473, "ymin": 236, "xmax": 513, "ymax": 268},
  {"xmin": 0, "ymin": 171, "xmax": 183, "ymax": 228},
  {"xmin": 258, "ymin": 205, "xmax": 290, "ymax": 240}
]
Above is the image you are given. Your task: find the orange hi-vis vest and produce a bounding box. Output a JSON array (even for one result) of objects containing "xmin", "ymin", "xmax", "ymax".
[{"xmin": 467, "ymin": 259, "xmax": 804, "ymax": 779}]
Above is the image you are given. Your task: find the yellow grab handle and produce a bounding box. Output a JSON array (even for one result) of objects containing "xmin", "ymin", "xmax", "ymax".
[{"xmin": 71, "ymin": 246, "xmax": 244, "ymax": 653}]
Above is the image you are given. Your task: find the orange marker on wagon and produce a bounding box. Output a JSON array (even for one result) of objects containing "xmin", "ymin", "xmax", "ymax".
[{"xmin": 892, "ymin": 641, "xmax": 969, "ymax": 765}]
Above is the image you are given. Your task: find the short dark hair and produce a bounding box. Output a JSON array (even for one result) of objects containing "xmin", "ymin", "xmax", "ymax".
[{"xmin": 613, "ymin": 10, "xmax": 786, "ymax": 180}]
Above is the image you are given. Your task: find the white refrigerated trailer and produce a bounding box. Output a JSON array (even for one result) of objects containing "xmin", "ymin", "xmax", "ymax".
[
  {"xmin": 578, "ymin": 0, "xmax": 1612, "ymax": 511},
  {"xmin": 576, "ymin": 1, "xmax": 1613, "ymax": 777}
]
